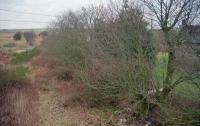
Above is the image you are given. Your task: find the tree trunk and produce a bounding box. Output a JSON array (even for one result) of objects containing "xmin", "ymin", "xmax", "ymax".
[{"xmin": 162, "ymin": 31, "xmax": 176, "ymax": 98}]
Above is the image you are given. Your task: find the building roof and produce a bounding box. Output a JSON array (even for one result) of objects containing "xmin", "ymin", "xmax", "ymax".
[{"xmin": 184, "ymin": 25, "xmax": 200, "ymax": 44}]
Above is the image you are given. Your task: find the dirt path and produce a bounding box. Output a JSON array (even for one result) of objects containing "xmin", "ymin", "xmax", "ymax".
[
  {"xmin": 27, "ymin": 57, "xmax": 82, "ymax": 126},
  {"xmin": 26, "ymin": 56, "xmax": 106, "ymax": 126},
  {"xmin": 35, "ymin": 85, "xmax": 81, "ymax": 126}
]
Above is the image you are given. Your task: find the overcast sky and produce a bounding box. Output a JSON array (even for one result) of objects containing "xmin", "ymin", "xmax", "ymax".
[{"xmin": 0, "ymin": 0, "xmax": 107, "ymax": 29}]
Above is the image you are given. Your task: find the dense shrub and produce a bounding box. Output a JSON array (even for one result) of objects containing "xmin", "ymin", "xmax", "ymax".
[
  {"xmin": 13, "ymin": 32, "xmax": 22, "ymax": 40},
  {"xmin": 49, "ymin": 1, "xmax": 156, "ymax": 109},
  {"xmin": 24, "ymin": 31, "xmax": 36, "ymax": 46}
]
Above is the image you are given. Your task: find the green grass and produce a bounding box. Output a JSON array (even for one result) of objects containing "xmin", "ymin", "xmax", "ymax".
[
  {"xmin": 154, "ymin": 52, "xmax": 200, "ymax": 100},
  {"xmin": 11, "ymin": 48, "xmax": 39, "ymax": 64}
]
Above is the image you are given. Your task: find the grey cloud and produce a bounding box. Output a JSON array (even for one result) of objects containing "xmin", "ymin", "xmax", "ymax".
[{"xmin": 0, "ymin": 0, "xmax": 107, "ymax": 29}]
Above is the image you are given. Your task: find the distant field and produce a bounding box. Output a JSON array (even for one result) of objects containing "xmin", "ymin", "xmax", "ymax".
[
  {"xmin": 0, "ymin": 28, "xmax": 46, "ymax": 33},
  {"xmin": 0, "ymin": 32, "xmax": 28, "ymax": 54},
  {"xmin": 0, "ymin": 31, "xmax": 43, "ymax": 54},
  {"xmin": 0, "ymin": 32, "xmax": 14, "ymax": 46}
]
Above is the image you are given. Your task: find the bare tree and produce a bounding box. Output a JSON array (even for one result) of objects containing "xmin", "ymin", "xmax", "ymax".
[
  {"xmin": 143, "ymin": 0, "xmax": 200, "ymax": 98},
  {"xmin": 49, "ymin": 0, "xmax": 155, "ymax": 107}
]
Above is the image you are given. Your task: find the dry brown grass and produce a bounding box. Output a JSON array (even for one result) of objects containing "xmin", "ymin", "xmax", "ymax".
[
  {"xmin": 0, "ymin": 32, "xmax": 14, "ymax": 46},
  {"xmin": 0, "ymin": 81, "xmax": 38, "ymax": 126}
]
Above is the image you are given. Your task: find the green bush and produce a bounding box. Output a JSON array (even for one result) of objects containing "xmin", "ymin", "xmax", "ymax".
[
  {"xmin": 11, "ymin": 48, "xmax": 39, "ymax": 64},
  {"xmin": 13, "ymin": 32, "xmax": 22, "ymax": 40}
]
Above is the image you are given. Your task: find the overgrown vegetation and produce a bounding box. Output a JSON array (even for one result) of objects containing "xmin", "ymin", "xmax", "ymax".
[
  {"xmin": 42, "ymin": 0, "xmax": 200, "ymax": 125},
  {"xmin": 50, "ymin": 1, "xmax": 155, "ymax": 108},
  {"xmin": 11, "ymin": 48, "xmax": 39, "ymax": 64}
]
